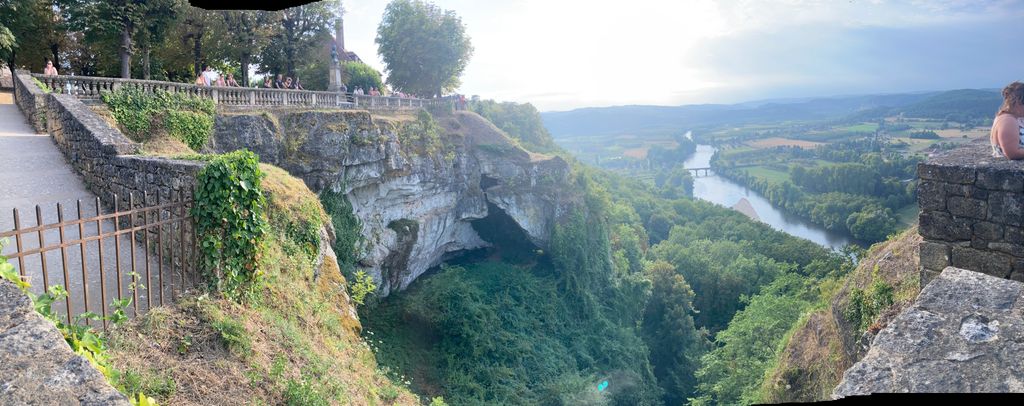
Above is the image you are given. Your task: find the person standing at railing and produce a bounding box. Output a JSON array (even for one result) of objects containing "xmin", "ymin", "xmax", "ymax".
[
  {"xmin": 43, "ymin": 59, "xmax": 58, "ymax": 76},
  {"xmin": 293, "ymin": 77, "xmax": 303, "ymax": 90},
  {"xmin": 284, "ymin": 77, "xmax": 293, "ymax": 89},
  {"xmin": 274, "ymin": 74, "xmax": 284, "ymax": 89},
  {"xmin": 194, "ymin": 73, "xmax": 205, "ymax": 86},
  {"xmin": 225, "ymin": 73, "xmax": 240, "ymax": 87},
  {"xmin": 263, "ymin": 77, "xmax": 273, "ymax": 88}
]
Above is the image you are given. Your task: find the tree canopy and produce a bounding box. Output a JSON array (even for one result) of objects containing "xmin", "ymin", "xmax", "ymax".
[{"xmin": 376, "ymin": 0, "xmax": 472, "ymax": 97}]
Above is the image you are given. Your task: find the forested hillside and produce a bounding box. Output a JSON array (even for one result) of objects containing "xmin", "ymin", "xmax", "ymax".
[{"xmin": 365, "ymin": 101, "xmax": 862, "ymax": 405}]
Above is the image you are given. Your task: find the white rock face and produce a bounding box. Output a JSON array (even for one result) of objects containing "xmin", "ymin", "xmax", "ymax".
[{"xmin": 211, "ymin": 110, "xmax": 575, "ymax": 296}]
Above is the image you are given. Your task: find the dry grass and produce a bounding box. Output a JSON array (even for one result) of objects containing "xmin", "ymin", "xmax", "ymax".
[
  {"xmin": 748, "ymin": 137, "xmax": 823, "ymax": 149},
  {"xmin": 935, "ymin": 128, "xmax": 988, "ymax": 139},
  {"xmin": 622, "ymin": 147, "xmax": 648, "ymax": 159},
  {"xmin": 758, "ymin": 226, "xmax": 922, "ymax": 402},
  {"xmin": 106, "ymin": 165, "xmax": 418, "ymax": 405}
]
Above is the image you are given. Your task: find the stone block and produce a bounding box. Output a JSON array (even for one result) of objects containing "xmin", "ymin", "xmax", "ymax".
[
  {"xmin": 951, "ymin": 246, "xmax": 1012, "ymax": 277},
  {"xmin": 987, "ymin": 191, "xmax": 1024, "ymax": 227},
  {"xmin": 976, "ymin": 167, "xmax": 1024, "ymax": 192},
  {"xmin": 918, "ymin": 162, "xmax": 976, "ymax": 184},
  {"xmin": 947, "ymin": 196, "xmax": 986, "ymax": 219},
  {"xmin": 1006, "ymin": 226, "xmax": 1024, "ymax": 245},
  {"xmin": 919, "ymin": 241, "xmax": 951, "ymax": 271},
  {"xmin": 973, "ymin": 221, "xmax": 1004, "ymax": 241},
  {"xmin": 944, "ymin": 183, "xmax": 987, "ymax": 199},
  {"xmin": 919, "ymin": 210, "xmax": 973, "ymax": 241},
  {"xmin": 916, "ymin": 181, "xmax": 945, "ymax": 211},
  {"xmin": 988, "ymin": 242, "xmax": 1024, "ymax": 258}
]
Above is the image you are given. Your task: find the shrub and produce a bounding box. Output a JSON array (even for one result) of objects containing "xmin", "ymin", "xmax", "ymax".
[
  {"xmin": 193, "ymin": 150, "xmax": 269, "ymax": 301},
  {"xmin": 101, "ymin": 87, "xmax": 215, "ymax": 151},
  {"xmin": 164, "ymin": 110, "xmax": 214, "ymax": 151}
]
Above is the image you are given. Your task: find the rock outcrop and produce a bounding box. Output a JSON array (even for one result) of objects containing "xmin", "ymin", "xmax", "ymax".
[
  {"xmin": 210, "ymin": 109, "xmax": 576, "ymax": 296},
  {"xmin": 0, "ymin": 279, "xmax": 129, "ymax": 405},
  {"xmin": 833, "ymin": 266, "xmax": 1024, "ymax": 396}
]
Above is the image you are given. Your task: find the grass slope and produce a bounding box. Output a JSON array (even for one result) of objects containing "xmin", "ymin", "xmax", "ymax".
[{"xmin": 106, "ymin": 164, "xmax": 419, "ymax": 405}]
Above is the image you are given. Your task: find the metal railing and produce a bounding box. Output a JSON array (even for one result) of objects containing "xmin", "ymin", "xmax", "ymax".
[
  {"xmin": 0, "ymin": 192, "xmax": 197, "ymax": 328},
  {"xmin": 31, "ymin": 73, "xmax": 447, "ymax": 110}
]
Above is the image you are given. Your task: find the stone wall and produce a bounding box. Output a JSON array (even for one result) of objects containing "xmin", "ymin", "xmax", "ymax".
[
  {"xmin": 917, "ymin": 145, "xmax": 1024, "ymax": 285},
  {"xmin": 0, "ymin": 279, "xmax": 129, "ymax": 405},
  {"xmin": 14, "ymin": 71, "xmax": 204, "ymax": 208},
  {"xmin": 13, "ymin": 71, "xmax": 47, "ymax": 133},
  {"xmin": 44, "ymin": 92, "xmax": 205, "ymax": 207}
]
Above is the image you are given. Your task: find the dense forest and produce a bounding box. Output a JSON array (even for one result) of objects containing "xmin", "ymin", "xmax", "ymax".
[
  {"xmin": 363, "ymin": 100, "xmax": 860, "ymax": 405},
  {"xmin": 711, "ymin": 140, "xmax": 919, "ymax": 242}
]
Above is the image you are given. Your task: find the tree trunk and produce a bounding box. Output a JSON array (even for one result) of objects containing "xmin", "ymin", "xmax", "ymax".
[
  {"xmin": 240, "ymin": 52, "xmax": 250, "ymax": 87},
  {"xmin": 192, "ymin": 33, "xmax": 203, "ymax": 77},
  {"xmin": 50, "ymin": 44, "xmax": 60, "ymax": 71},
  {"xmin": 142, "ymin": 45, "xmax": 151, "ymax": 80},
  {"xmin": 119, "ymin": 26, "xmax": 132, "ymax": 79}
]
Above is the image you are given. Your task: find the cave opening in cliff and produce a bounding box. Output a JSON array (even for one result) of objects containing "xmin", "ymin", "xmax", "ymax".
[{"xmin": 468, "ymin": 201, "xmax": 541, "ymax": 265}]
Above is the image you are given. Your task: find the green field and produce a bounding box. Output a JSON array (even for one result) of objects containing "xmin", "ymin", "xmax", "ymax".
[{"xmin": 839, "ymin": 123, "xmax": 879, "ymax": 132}]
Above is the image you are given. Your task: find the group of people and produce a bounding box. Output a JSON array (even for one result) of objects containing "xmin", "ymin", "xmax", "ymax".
[
  {"xmin": 194, "ymin": 65, "xmax": 240, "ymax": 87},
  {"xmin": 351, "ymin": 86, "xmax": 381, "ymax": 96},
  {"xmin": 261, "ymin": 73, "xmax": 304, "ymax": 90}
]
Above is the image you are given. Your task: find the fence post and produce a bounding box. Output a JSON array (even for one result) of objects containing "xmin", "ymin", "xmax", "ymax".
[{"xmin": 211, "ymin": 88, "xmax": 219, "ymax": 105}]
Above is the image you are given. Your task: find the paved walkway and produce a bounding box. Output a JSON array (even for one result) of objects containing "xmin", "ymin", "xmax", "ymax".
[{"xmin": 0, "ymin": 91, "xmax": 173, "ymax": 322}]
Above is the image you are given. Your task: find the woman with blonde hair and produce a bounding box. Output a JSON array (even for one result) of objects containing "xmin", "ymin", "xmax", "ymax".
[{"xmin": 991, "ymin": 81, "xmax": 1024, "ymax": 160}]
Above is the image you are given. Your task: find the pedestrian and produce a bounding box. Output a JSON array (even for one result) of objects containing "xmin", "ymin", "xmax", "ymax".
[
  {"xmin": 201, "ymin": 64, "xmax": 218, "ymax": 87},
  {"xmin": 339, "ymin": 82, "xmax": 348, "ymax": 93},
  {"xmin": 263, "ymin": 77, "xmax": 273, "ymax": 89},
  {"xmin": 226, "ymin": 73, "xmax": 240, "ymax": 87},
  {"xmin": 284, "ymin": 77, "xmax": 293, "ymax": 89},
  {"xmin": 194, "ymin": 73, "xmax": 205, "ymax": 86},
  {"xmin": 274, "ymin": 74, "xmax": 284, "ymax": 89},
  {"xmin": 293, "ymin": 77, "xmax": 303, "ymax": 90},
  {"xmin": 43, "ymin": 59, "xmax": 58, "ymax": 75}
]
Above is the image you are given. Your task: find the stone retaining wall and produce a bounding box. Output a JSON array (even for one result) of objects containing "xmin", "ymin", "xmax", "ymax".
[
  {"xmin": 14, "ymin": 71, "xmax": 203, "ymax": 209},
  {"xmin": 13, "ymin": 71, "xmax": 47, "ymax": 133},
  {"xmin": 917, "ymin": 145, "xmax": 1024, "ymax": 285}
]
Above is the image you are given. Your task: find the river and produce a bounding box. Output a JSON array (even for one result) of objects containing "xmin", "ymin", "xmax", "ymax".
[{"xmin": 681, "ymin": 143, "xmax": 856, "ymax": 251}]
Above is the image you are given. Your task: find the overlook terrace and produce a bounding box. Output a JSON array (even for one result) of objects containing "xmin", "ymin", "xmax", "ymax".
[{"xmin": 28, "ymin": 72, "xmax": 453, "ymax": 111}]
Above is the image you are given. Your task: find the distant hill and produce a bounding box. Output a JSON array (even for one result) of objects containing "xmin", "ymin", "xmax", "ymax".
[
  {"xmin": 894, "ymin": 89, "xmax": 1001, "ymax": 122},
  {"xmin": 541, "ymin": 89, "xmax": 1000, "ymax": 138}
]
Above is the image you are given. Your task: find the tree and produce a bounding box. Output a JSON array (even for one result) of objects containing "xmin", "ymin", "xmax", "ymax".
[
  {"xmin": 341, "ymin": 61, "xmax": 383, "ymax": 92},
  {"xmin": 376, "ymin": 0, "xmax": 473, "ymax": 97},
  {"xmin": 136, "ymin": 0, "xmax": 177, "ymax": 79},
  {"xmin": 641, "ymin": 260, "xmax": 710, "ymax": 405},
  {"xmin": 259, "ymin": 1, "xmax": 336, "ymax": 79},
  {"xmin": 221, "ymin": 9, "xmax": 277, "ymax": 86}
]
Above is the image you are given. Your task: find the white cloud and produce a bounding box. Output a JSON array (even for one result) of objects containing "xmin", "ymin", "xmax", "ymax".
[{"xmin": 341, "ymin": 0, "xmax": 1024, "ymax": 111}]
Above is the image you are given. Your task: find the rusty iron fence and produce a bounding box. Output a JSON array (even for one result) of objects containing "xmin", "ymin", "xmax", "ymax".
[{"xmin": 0, "ymin": 192, "xmax": 197, "ymax": 328}]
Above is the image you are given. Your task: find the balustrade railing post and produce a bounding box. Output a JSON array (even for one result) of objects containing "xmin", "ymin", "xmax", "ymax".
[
  {"xmin": 249, "ymin": 89, "xmax": 256, "ymax": 105},
  {"xmin": 211, "ymin": 88, "xmax": 219, "ymax": 105}
]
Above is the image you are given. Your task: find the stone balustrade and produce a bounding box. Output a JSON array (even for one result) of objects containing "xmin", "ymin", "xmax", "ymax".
[
  {"xmin": 30, "ymin": 73, "xmax": 448, "ymax": 111},
  {"xmin": 917, "ymin": 144, "xmax": 1024, "ymax": 284}
]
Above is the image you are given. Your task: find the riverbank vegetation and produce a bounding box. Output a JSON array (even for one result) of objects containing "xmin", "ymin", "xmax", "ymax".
[{"xmin": 712, "ymin": 139, "xmax": 920, "ymax": 242}]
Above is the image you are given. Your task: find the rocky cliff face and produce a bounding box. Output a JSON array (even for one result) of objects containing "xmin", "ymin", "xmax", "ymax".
[
  {"xmin": 210, "ymin": 109, "xmax": 576, "ymax": 296},
  {"xmin": 833, "ymin": 266, "xmax": 1024, "ymax": 396}
]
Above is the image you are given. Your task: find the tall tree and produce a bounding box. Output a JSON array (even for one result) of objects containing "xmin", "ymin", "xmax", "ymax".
[
  {"xmin": 376, "ymin": 0, "xmax": 473, "ymax": 97},
  {"xmin": 260, "ymin": 1, "xmax": 335, "ymax": 80},
  {"xmin": 641, "ymin": 260, "xmax": 710, "ymax": 405},
  {"xmin": 221, "ymin": 9, "xmax": 277, "ymax": 86},
  {"xmin": 137, "ymin": 0, "xmax": 176, "ymax": 79}
]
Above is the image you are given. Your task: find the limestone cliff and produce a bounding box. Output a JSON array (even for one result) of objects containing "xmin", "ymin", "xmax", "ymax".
[{"xmin": 209, "ymin": 109, "xmax": 577, "ymax": 296}]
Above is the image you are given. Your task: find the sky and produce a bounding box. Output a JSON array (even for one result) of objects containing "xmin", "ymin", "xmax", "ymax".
[{"xmin": 342, "ymin": 0, "xmax": 1024, "ymax": 111}]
